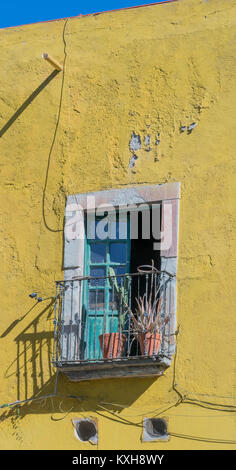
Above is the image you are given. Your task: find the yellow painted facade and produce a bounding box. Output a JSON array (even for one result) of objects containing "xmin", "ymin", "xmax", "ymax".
[{"xmin": 0, "ymin": 0, "xmax": 235, "ymax": 450}]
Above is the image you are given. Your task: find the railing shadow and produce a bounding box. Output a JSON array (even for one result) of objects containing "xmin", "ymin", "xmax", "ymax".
[
  {"xmin": 0, "ymin": 371, "xmax": 160, "ymax": 424},
  {"xmin": 1, "ymin": 287, "xmax": 164, "ymax": 424},
  {"xmin": 4, "ymin": 300, "xmax": 56, "ymax": 403}
]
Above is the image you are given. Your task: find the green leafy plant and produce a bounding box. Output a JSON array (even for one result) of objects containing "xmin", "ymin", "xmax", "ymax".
[{"xmin": 108, "ymin": 267, "xmax": 130, "ymax": 329}]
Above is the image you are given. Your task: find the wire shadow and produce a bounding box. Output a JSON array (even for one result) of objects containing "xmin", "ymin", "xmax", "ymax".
[
  {"xmin": 0, "ymin": 303, "xmax": 38, "ymax": 338},
  {"xmin": 0, "ymin": 69, "xmax": 59, "ymax": 138}
]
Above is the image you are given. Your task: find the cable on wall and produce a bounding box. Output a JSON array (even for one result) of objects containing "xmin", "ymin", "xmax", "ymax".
[{"xmin": 42, "ymin": 18, "xmax": 68, "ymax": 233}]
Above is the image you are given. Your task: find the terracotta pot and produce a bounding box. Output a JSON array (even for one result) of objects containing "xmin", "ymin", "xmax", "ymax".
[
  {"xmin": 138, "ymin": 332, "xmax": 161, "ymax": 356},
  {"xmin": 99, "ymin": 333, "xmax": 126, "ymax": 359}
]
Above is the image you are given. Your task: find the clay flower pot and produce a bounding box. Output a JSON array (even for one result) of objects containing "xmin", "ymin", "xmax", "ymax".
[
  {"xmin": 99, "ymin": 332, "xmax": 126, "ymax": 359},
  {"xmin": 138, "ymin": 332, "xmax": 161, "ymax": 356}
]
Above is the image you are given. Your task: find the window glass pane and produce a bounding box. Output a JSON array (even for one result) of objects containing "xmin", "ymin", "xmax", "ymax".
[
  {"xmin": 88, "ymin": 290, "xmax": 104, "ymax": 309},
  {"xmin": 90, "ymin": 267, "xmax": 106, "ymax": 286},
  {"xmin": 110, "ymin": 243, "xmax": 126, "ymax": 263},
  {"xmin": 90, "ymin": 243, "xmax": 106, "ymax": 263}
]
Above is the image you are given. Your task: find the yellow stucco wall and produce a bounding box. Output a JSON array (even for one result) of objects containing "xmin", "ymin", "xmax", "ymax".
[{"xmin": 0, "ymin": 0, "xmax": 235, "ymax": 450}]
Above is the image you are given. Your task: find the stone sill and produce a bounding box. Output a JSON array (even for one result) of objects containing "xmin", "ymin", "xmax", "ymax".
[{"xmin": 53, "ymin": 356, "xmax": 171, "ymax": 382}]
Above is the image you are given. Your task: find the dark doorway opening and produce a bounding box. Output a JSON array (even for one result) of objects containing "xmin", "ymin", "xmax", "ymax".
[
  {"xmin": 129, "ymin": 205, "xmax": 162, "ymax": 356},
  {"xmin": 130, "ymin": 205, "xmax": 161, "ymax": 274}
]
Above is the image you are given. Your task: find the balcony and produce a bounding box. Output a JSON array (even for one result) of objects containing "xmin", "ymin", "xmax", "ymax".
[{"xmin": 52, "ymin": 269, "xmax": 175, "ymax": 381}]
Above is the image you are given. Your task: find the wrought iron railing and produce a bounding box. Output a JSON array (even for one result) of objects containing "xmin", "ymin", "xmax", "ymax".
[{"xmin": 52, "ymin": 269, "xmax": 174, "ymax": 365}]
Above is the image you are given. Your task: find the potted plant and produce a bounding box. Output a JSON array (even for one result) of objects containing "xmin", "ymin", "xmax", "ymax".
[
  {"xmin": 130, "ymin": 291, "xmax": 169, "ymax": 356},
  {"xmin": 128, "ymin": 260, "xmax": 169, "ymax": 356},
  {"xmin": 98, "ymin": 268, "xmax": 130, "ymax": 359}
]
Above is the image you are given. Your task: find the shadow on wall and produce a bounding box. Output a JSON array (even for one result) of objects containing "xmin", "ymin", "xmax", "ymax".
[
  {"xmin": 0, "ymin": 299, "xmax": 159, "ymax": 424},
  {"xmin": 0, "ymin": 70, "xmax": 59, "ymax": 139},
  {"xmin": 0, "ymin": 67, "xmax": 66, "ymax": 236},
  {"xmin": 2, "ymin": 300, "xmax": 56, "ymax": 408}
]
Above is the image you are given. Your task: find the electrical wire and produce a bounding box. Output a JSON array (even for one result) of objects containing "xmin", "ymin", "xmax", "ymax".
[
  {"xmin": 170, "ymin": 327, "xmax": 236, "ymax": 413},
  {"xmin": 0, "ymin": 0, "xmax": 234, "ymax": 447},
  {"xmin": 1, "ymin": 325, "xmax": 235, "ymax": 446},
  {"xmin": 88, "ymin": 405, "xmax": 236, "ymax": 445},
  {"xmin": 0, "ymin": 370, "xmax": 59, "ymax": 410},
  {"xmin": 168, "ymin": 432, "xmax": 236, "ymax": 445},
  {"xmin": 42, "ymin": 18, "xmax": 68, "ymax": 233}
]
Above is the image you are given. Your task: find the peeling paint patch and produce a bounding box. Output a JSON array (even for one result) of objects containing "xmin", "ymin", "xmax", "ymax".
[
  {"xmin": 155, "ymin": 132, "xmax": 161, "ymax": 145},
  {"xmin": 180, "ymin": 123, "xmax": 198, "ymax": 134},
  {"xmin": 188, "ymin": 122, "xmax": 197, "ymax": 133},
  {"xmin": 129, "ymin": 154, "xmax": 138, "ymax": 168},
  {"xmin": 129, "ymin": 132, "xmax": 141, "ymax": 152},
  {"xmin": 144, "ymin": 134, "xmax": 152, "ymax": 152}
]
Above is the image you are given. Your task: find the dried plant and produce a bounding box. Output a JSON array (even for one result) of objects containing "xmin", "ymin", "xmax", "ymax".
[
  {"xmin": 108, "ymin": 261, "xmax": 170, "ymax": 337},
  {"xmin": 130, "ymin": 291, "xmax": 169, "ymax": 335}
]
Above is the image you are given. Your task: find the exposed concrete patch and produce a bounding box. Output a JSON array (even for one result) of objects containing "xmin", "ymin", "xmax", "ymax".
[
  {"xmin": 144, "ymin": 134, "xmax": 152, "ymax": 152},
  {"xmin": 128, "ymin": 131, "xmax": 141, "ymax": 168},
  {"xmin": 129, "ymin": 131, "xmax": 141, "ymax": 152},
  {"xmin": 155, "ymin": 133, "xmax": 160, "ymax": 159},
  {"xmin": 129, "ymin": 154, "xmax": 138, "ymax": 168},
  {"xmin": 128, "ymin": 130, "xmax": 162, "ymax": 166},
  {"xmin": 180, "ymin": 122, "xmax": 198, "ymax": 134},
  {"xmin": 187, "ymin": 122, "xmax": 197, "ymax": 133}
]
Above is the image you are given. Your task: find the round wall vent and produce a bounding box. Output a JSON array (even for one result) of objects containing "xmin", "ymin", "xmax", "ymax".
[
  {"xmin": 73, "ymin": 418, "xmax": 98, "ymax": 444},
  {"xmin": 143, "ymin": 417, "xmax": 168, "ymax": 441}
]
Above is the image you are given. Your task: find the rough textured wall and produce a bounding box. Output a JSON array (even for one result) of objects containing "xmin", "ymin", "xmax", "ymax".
[{"xmin": 0, "ymin": 0, "xmax": 235, "ymax": 450}]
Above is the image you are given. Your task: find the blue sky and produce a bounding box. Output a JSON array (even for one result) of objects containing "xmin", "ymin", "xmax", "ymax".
[{"xmin": 1, "ymin": 1, "xmax": 172, "ymax": 29}]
